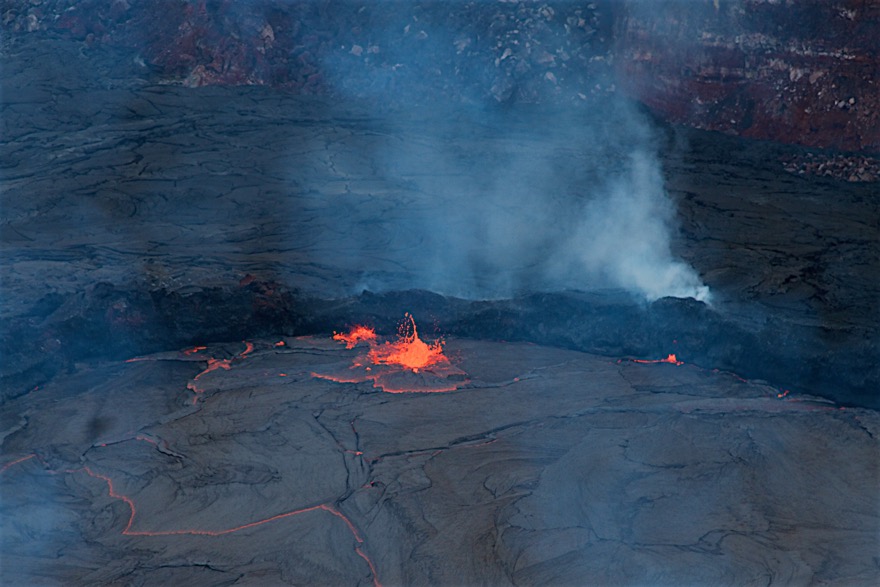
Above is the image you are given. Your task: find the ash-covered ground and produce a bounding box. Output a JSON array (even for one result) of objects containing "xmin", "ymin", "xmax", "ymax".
[{"xmin": 1, "ymin": 30, "xmax": 879, "ymax": 587}]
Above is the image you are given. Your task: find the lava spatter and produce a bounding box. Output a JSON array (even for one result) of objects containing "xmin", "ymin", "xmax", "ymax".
[
  {"xmin": 368, "ymin": 314, "xmax": 446, "ymax": 373},
  {"xmin": 314, "ymin": 314, "xmax": 467, "ymax": 393},
  {"xmin": 333, "ymin": 325, "xmax": 377, "ymax": 349}
]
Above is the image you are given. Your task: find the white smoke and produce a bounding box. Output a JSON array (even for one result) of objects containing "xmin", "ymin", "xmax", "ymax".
[
  {"xmin": 338, "ymin": 105, "xmax": 712, "ymax": 304},
  {"xmin": 560, "ymin": 151, "xmax": 711, "ymax": 302},
  {"xmin": 307, "ymin": 3, "xmax": 711, "ymax": 303}
]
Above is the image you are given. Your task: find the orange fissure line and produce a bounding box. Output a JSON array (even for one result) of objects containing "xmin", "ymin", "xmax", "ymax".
[
  {"xmin": 193, "ymin": 358, "xmax": 233, "ymax": 380},
  {"xmin": 631, "ymin": 353, "xmax": 683, "ymax": 366},
  {"xmin": 356, "ymin": 546, "xmax": 383, "ymax": 587},
  {"xmin": 0, "ymin": 454, "xmax": 36, "ymax": 474},
  {"xmin": 182, "ymin": 346, "xmax": 208, "ymax": 356},
  {"xmin": 134, "ymin": 434, "xmax": 160, "ymax": 447},
  {"xmin": 186, "ymin": 341, "xmax": 257, "ymax": 403},
  {"xmin": 83, "ymin": 467, "xmax": 139, "ymax": 533},
  {"xmin": 79, "ymin": 467, "xmax": 380, "ymax": 584},
  {"xmin": 321, "ymin": 504, "xmax": 363, "ymax": 543},
  {"xmin": 238, "ymin": 341, "xmax": 255, "ymax": 358}
]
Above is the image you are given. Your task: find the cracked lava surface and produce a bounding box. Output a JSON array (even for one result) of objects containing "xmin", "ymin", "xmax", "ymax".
[
  {"xmin": 1, "ymin": 32, "xmax": 879, "ymax": 586},
  {"xmin": 1, "ymin": 333, "xmax": 878, "ymax": 585}
]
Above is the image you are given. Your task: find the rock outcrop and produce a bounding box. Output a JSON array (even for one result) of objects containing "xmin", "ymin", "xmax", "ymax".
[
  {"xmin": 4, "ymin": 1, "xmax": 877, "ymax": 151},
  {"xmin": 616, "ymin": 0, "xmax": 880, "ymax": 152}
]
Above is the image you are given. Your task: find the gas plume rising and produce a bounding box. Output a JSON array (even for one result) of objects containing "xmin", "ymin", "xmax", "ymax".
[
  {"xmin": 314, "ymin": 104, "xmax": 711, "ymax": 303},
  {"xmin": 312, "ymin": 11, "xmax": 710, "ymax": 303},
  {"xmin": 559, "ymin": 151, "xmax": 711, "ymax": 302}
]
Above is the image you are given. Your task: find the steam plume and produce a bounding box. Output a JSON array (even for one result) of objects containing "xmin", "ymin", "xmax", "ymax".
[
  {"xmin": 307, "ymin": 101, "xmax": 711, "ymax": 303},
  {"xmin": 561, "ymin": 150, "xmax": 711, "ymax": 301},
  {"xmin": 306, "ymin": 2, "xmax": 710, "ymax": 303}
]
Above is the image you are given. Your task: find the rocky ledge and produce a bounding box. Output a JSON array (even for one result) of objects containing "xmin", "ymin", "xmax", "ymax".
[{"xmin": 3, "ymin": 0, "xmax": 878, "ymax": 154}]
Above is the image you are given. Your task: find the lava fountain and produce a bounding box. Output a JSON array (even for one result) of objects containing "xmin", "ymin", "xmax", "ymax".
[
  {"xmin": 368, "ymin": 313, "xmax": 447, "ymax": 373},
  {"xmin": 314, "ymin": 314, "xmax": 468, "ymax": 393}
]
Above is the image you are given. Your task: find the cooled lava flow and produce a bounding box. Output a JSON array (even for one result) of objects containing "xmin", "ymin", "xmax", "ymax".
[
  {"xmin": 626, "ymin": 353, "xmax": 822, "ymax": 405},
  {"xmin": 90, "ymin": 466, "xmax": 381, "ymax": 587},
  {"xmin": 0, "ymin": 453, "xmax": 382, "ymax": 586},
  {"xmin": 126, "ymin": 341, "xmax": 256, "ymax": 404},
  {"xmin": 81, "ymin": 466, "xmax": 369, "ymax": 542},
  {"xmin": 314, "ymin": 314, "xmax": 468, "ymax": 393}
]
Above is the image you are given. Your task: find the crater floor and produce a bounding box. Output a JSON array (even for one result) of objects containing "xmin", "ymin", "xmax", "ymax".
[{"xmin": 2, "ymin": 335, "xmax": 877, "ymax": 585}]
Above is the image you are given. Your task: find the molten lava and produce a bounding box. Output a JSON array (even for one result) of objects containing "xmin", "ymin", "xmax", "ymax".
[
  {"xmin": 315, "ymin": 314, "xmax": 467, "ymax": 393},
  {"xmin": 333, "ymin": 325, "xmax": 377, "ymax": 349},
  {"xmin": 631, "ymin": 353, "xmax": 684, "ymax": 366},
  {"xmin": 367, "ymin": 314, "xmax": 445, "ymax": 373},
  {"xmin": 181, "ymin": 345, "xmax": 207, "ymax": 356},
  {"xmin": 1, "ymin": 454, "xmax": 36, "ymax": 474},
  {"xmin": 186, "ymin": 341, "xmax": 257, "ymax": 404},
  {"xmin": 195, "ymin": 357, "xmax": 233, "ymax": 379}
]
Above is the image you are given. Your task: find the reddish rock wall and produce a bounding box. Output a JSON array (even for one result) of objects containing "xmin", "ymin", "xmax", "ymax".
[
  {"xmin": 3, "ymin": 0, "xmax": 878, "ymax": 152},
  {"xmin": 616, "ymin": 0, "xmax": 880, "ymax": 152}
]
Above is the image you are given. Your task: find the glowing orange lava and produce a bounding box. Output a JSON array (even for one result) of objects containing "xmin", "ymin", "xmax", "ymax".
[
  {"xmin": 194, "ymin": 358, "xmax": 233, "ymax": 380},
  {"xmin": 367, "ymin": 314, "xmax": 445, "ymax": 373},
  {"xmin": 333, "ymin": 325, "xmax": 377, "ymax": 349},
  {"xmin": 1, "ymin": 454, "xmax": 36, "ymax": 474},
  {"xmin": 182, "ymin": 345, "xmax": 207, "ymax": 356},
  {"xmin": 185, "ymin": 341, "xmax": 257, "ymax": 404},
  {"xmin": 632, "ymin": 353, "xmax": 684, "ymax": 366},
  {"xmin": 239, "ymin": 341, "xmax": 255, "ymax": 358},
  {"xmin": 315, "ymin": 314, "xmax": 467, "ymax": 393}
]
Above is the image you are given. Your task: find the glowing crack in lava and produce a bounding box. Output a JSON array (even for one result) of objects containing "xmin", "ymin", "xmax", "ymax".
[
  {"xmin": 631, "ymin": 353, "xmax": 684, "ymax": 366},
  {"xmin": 314, "ymin": 314, "xmax": 468, "ymax": 393},
  {"xmin": 185, "ymin": 341, "xmax": 254, "ymax": 404},
  {"xmin": 0, "ymin": 455, "xmax": 382, "ymax": 587},
  {"xmin": 0, "ymin": 453, "xmax": 36, "ymax": 474},
  {"xmin": 82, "ymin": 466, "xmax": 382, "ymax": 587}
]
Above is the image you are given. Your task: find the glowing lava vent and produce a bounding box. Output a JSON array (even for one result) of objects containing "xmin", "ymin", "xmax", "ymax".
[
  {"xmin": 333, "ymin": 325, "xmax": 378, "ymax": 349},
  {"xmin": 313, "ymin": 314, "xmax": 467, "ymax": 393}
]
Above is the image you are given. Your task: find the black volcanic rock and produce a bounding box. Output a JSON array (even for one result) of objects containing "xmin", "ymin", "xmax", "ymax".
[{"xmin": 1, "ymin": 334, "xmax": 877, "ymax": 584}]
